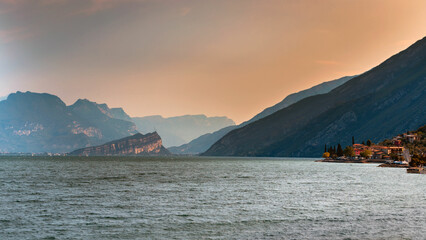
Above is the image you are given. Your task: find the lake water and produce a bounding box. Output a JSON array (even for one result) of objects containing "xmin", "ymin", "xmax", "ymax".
[{"xmin": 0, "ymin": 156, "xmax": 425, "ymax": 239}]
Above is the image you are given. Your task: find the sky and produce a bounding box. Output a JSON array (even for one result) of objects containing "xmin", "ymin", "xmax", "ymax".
[{"xmin": 0, "ymin": 0, "xmax": 425, "ymax": 124}]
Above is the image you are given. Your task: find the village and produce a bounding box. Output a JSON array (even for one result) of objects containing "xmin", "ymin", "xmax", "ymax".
[{"xmin": 317, "ymin": 126, "xmax": 426, "ymax": 174}]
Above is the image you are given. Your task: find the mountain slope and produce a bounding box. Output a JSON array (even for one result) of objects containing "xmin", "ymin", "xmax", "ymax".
[
  {"xmin": 109, "ymin": 108, "xmax": 132, "ymax": 121},
  {"xmin": 132, "ymin": 115, "xmax": 235, "ymax": 147},
  {"xmin": 244, "ymin": 76, "xmax": 355, "ymax": 125},
  {"xmin": 168, "ymin": 125, "xmax": 237, "ymax": 154},
  {"xmin": 68, "ymin": 99, "xmax": 137, "ymax": 141},
  {"xmin": 170, "ymin": 75, "xmax": 354, "ymax": 154},
  {"xmin": 0, "ymin": 92, "xmax": 136, "ymax": 153},
  {"xmin": 203, "ymin": 37, "xmax": 426, "ymax": 157},
  {"xmin": 0, "ymin": 92, "xmax": 84, "ymax": 153},
  {"xmin": 69, "ymin": 132, "xmax": 170, "ymax": 156}
]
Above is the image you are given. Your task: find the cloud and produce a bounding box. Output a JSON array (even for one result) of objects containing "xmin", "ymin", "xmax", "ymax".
[
  {"xmin": 0, "ymin": 0, "xmax": 139, "ymax": 15},
  {"xmin": 0, "ymin": 28, "xmax": 31, "ymax": 43},
  {"xmin": 0, "ymin": 0, "xmax": 20, "ymax": 3},
  {"xmin": 0, "ymin": 0, "xmax": 67, "ymax": 12},
  {"xmin": 0, "ymin": 0, "xmax": 65, "ymax": 4},
  {"xmin": 40, "ymin": 0, "xmax": 68, "ymax": 5},
  {"xmin": 76, "ymin": 0, "xmax": 118, "ymax": 15},
  {"xmin": 75, "ymin": 0, "xmax": 144, "ymax": 15}
]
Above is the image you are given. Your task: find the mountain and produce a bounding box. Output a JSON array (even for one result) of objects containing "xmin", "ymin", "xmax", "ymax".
[
  {"xmin": 69, "ymin": 132, "xmax": 170, "ymax": 156},
  {"xmin": 203, "ymin": 37, "xmax": 426, "ymax": 157},
  {"xmin": 168, "ymin": 125, "xmax": 237, "ymax": 154},
  {"xmin": 68, "ymin": 99, "xmax": 137, "ymax": 141},
  {"xmin": 94, "ymin": 102, "xmax": 132, "ymax": 121},
  {"xmin": 109, "ymin": 108, "xmax": 132, "ymax": 121},
  {"xmin": 132, "ymin": 115, "xmax": 235, "ymax": 147},
  {"xmin": 244, "ymin": 76, "xmax": 355, "ymax": 125},
  {"xmin": 0, "ymin": 92, "xmax": 137, "ymax": 153},
  {"xmin": 169, "ymin": 75, "xmax": 354, "ymax": 155}
]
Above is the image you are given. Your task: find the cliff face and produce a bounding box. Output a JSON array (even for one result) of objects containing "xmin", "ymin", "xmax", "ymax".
[{"xmin": 69, "ymin": 132, "xmax": 170, "ymax": 156}]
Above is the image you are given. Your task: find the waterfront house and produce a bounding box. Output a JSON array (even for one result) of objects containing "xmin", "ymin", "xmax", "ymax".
[{"xmin": 352, "ymin": 144, "xmax": 398, "ymax": 159}]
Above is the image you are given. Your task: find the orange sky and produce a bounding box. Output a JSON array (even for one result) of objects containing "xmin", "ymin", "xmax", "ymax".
[{"xmin": 0, "ymin": 0, "xmax": 425, "ymax": 123}]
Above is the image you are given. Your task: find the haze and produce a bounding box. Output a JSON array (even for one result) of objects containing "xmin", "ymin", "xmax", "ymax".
[{"xmin": 1, "ymin": 0, "xmax": 425, "ymax": 124}]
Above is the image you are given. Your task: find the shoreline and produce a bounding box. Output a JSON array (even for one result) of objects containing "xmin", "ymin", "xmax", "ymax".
[
  {"xmin": 315, "ymin": 159, "xmax": 387, "ymax": 164},
  {"xmin": 317, "ymin": 158, "xmax": 419, "ymax": 171}
]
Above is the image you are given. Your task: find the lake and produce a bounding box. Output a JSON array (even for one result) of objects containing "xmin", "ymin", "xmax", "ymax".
[{"xmin": 0, "ymin": 156, "xmax": 425, "ymax": 239}]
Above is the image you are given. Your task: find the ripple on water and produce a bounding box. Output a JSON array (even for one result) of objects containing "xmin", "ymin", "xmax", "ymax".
[{"xmin": 0, "ymin": 156, "xmax": 425, "ymax": 239}]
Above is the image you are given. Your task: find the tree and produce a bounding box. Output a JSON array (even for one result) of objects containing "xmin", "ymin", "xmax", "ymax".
[
  {"xmin": 322, "ymin": 152, "xmax": 330, "ymax": 158},
  {"xmin": 337, "ymin": 144, "xmax": 343, "ymax": 156},
  {"xmin": 343, "ymin": 146, "xmax": 355, "ymax": 157},
  {"xmin": 367, "ymin": 139, "xmax": 373, "ymax": 146},
  {"xmin": 328, "ymin": 146, "xmax": 334, "ymax": 155},
  {"xmin": 360, "ymin": 149, "xmax": 372, "ymax": 159},
  {"xmin": 324, "ymin": 144, "xmax": 327, "ymax": 153},
  {"xmin": 362, "ymin": 141, "xmax": 365, "ymax": 145},
  {"xmin": 352, "ymin": 136, "xmax": 355, "ymax": 145},
  {"xmin": 390, "ymin": 153, "xmax": 399, "ymax": 161},
  {"xmin": 410, "ymin": 154, "xmax": 426, "ymax": 167}
]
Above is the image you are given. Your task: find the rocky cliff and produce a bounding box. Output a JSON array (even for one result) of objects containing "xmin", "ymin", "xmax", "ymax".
[{"xmin": 69, "ymin": 132, "xmax": 170, "ymax": 156}]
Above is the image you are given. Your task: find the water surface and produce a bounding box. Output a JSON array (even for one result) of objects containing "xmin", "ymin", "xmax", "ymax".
[{"xmin": 0, "ymin": 156, "xmax": 425, "ymax": 239}]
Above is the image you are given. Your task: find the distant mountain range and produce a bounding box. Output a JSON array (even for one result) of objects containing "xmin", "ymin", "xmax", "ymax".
[
  {"xmin": 69, "ymin": 132, "xmax": 170, "ymax": 156},
  {"xmin": 3, "ymin": 37, "xmax": 424, "ymax": 156},
  {"xmin": 0, "ymin": 92, "xmax": 235, "ymax": 154},
  {"xmin": 132, "ymin": 115, "xmax": 235, "ymax": 147},
  {"xmin": 203, "ymin": 37, "xmax": 426, "ymax": 157},
  {"xmin": 169, "ymin": 75, "xmax": 355, "ymax": 154},
  {"xmin": 0, "ymin": 92, "xmax": 137, "ymax": 153}
]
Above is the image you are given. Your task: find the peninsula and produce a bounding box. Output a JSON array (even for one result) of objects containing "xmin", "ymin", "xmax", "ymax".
[{"xmin": 69, "ymin": 132, "xmax": 170, "ymax": 156}]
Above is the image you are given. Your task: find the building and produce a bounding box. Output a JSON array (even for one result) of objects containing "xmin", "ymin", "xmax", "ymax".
[
  {"xmin": 392, "ymin": 138, "xmax": 402, "ymax": 146},
  {"xmin": 370, "ymin": 146, "xmax": 391, "ymax": 159},
  {"xmin": 388, "ymin": 146, "xmax": 405, "ymax": 156},
  {"xmin": 353, "ymin": 144, "xmax": 368, "ymax": 157},
  {"xmin": 403, "ymin": 133, "xmax": 420, "ymax": 143},
  {"xmin": 352, "ymin": 144, "xmax": 402, "ymax": 159}
]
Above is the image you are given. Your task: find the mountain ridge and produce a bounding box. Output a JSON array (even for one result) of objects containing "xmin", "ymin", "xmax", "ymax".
[
  {"xmin": 0, "ymin": 92, "xmax": 137, "ymax": 153},
  {"xmin": 133, "ymin": 114, "xmax": 235, "ymax": 147},
  {"xmin": 203, "ymin": 37, "xmax": 426, "ymax": 157},
  {"xmin": 169, "ymin": 75, "xmax": 355, "ymax": 154}
]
